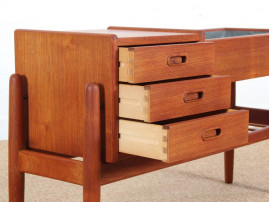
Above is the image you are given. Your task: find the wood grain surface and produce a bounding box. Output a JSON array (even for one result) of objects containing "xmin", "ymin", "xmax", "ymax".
[
  {"xmin": 147, "ymin": 75, "xmax": 231, "ymax": 122},
  {"xmin": 19, "ymin": 122, "xmax": 266, "ymax": 188},
  {"xmin": 11, "ymin": 27, "xmax": 269, "ymax": 201},
  {"xmin": 119, "ymin": 76, "xmax": 231, "ymax": 122},
  {"xmin": 83, "ymin": 83, "xmax": 101, "ymax": 202},
  {"xmin": 119, "ymin": 119, "xmax": 168, "ymax": 161},
  {"xmin": 113, "ymin": 26, "xmax": 269, "ymax": 81},
  {"xmin": 119, "ymin": 42, "xmax": 215, "ymax": 83},
  {"xmin": 119, "ymin": 110, "xmax": 249, "ymax": 163},
  {"xmin": 18, "ymin": 150, "xmax": 83, "ymax": 185},
  {"xmin": 75, "ymin": 29, "xmax": 200, "ymax": 46},
  {"xmin": 224, "ymin": 150, "xmax": 234, "ymax": 183},
  {"xmin": 248, "ymin": 126, "xmax": 269, "ymax": 144},
  {"xmin": 207, "ymin": 34, "xmax": 269, "ymax": 81},
  {"xmin": 234, "ymin": 106, "xmax": 269, "ymax": 125},
  {"xmin": 119, "ymin": 84, "xmax": 150, "ymax": 121},
  {"xmin": 166, "ymin": 110, "xmax": 249, "ymax": 162},
  {"xmin": 9, "ymin": 74, "xmax": 26, "ymax": 202},
  {"xmin": 15, "ymin": 30, "xmax": 118, "ymax": 162},
  {"xmin": 108, "ymin": 26, "xmax": 205, "ymax": 42}
]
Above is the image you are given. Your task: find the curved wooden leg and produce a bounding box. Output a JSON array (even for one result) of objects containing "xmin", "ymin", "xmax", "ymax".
[
  {"xmin": 224, "ymin": 150, "xmax": 234, "ymax": 183},
  {"xmin": 83, "ymin": 83, "xmax": 101, "ymax": 202},
  {"xmin": 9, "ymin": 74, "xmax": 25, "ymax": 202}
]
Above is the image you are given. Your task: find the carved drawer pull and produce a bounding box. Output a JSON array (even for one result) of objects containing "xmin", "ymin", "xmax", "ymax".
[
  {"xmin": 183, "ymin": 90, "xmax": 203, "ymax": 103},
  {"xmin": 202, "ymin": 128, "xmax": 222, "ymax": 141},
  {"xmin": 167, "ymin": 55, "xmax": 187, "ymax": 66}
]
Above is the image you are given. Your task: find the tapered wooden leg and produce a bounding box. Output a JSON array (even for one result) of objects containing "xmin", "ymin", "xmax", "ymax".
[
  {"xmin": 9, "ymin": 74, "xmax": 25, "ymax": 202},
  {"xmin": 83, "ymin": 83, "xmax": 101, "ymax": 202},
  {"xmin": 224, "ymin": 150, "xmax": 234, "ymax": 183},
  {"xmin": 224, "ymin": 82, "xmax": 236, "ymax": 184}
]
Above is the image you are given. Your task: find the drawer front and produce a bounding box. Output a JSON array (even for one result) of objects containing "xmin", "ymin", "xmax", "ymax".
[
  {"xmin": 167, "ymin": 109, "xmax": 248, "ymax": 163},
  {"xmin": 207, "ymin": 33, "xmax": 269, "ymax": 81},
  {"xmin": 119, "ymin": 42, "xmax": 215, "ymax": 83},
  {"xmin": 119, "ymin": 75, "xmax": 231, "ymax": 122},
  {"xmin": 119, "ymin": 110, "xmax": 249, "ymax": 163}
]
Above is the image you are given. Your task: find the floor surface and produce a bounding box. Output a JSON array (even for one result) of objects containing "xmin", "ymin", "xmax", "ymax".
[{"xmin": 0, "ymin": 140, "xmax": 268, "ymax": 202}]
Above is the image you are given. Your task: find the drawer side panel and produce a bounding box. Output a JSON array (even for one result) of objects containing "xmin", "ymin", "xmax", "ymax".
[{"xmin": 119, "ymin": 120, "xmax": 168, "ymax": 161}]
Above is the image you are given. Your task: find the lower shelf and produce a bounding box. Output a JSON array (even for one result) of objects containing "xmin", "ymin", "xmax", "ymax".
[
  {"xmin": 248, "ymin": 123, "xmax": 269, "ymax": 144},
  {"xmin": 18, "ymin": 122, "xmax": 268, "ymax": 186}
]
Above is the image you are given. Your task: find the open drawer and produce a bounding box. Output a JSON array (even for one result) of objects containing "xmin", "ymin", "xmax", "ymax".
[
  {"xmin": 119, "ymin": 75, "xmax": 231, "ymax": 122},
  {"xmin": 119, "ymin": 109, "xmax": 249, "ymax": 163},
  {"xmin": 119, "ymin": 42, "xmax": 215, "ymax": 83}
]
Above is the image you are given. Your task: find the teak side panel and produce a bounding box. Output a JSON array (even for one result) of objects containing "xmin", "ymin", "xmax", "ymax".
[
  {"xmin": 119, "ymin": 43, "xmax": 215, "ymax": 83},
  {"xmin": 15, "ymin": 30, "xmax": 118, "ymax": 162},
  {"xmin": 167, "ymin": 110, "xmax": 249, "ymax": 162},
  {"xmin": 207, "ymin": 34, "xmax": 269, "ymax": 81}
]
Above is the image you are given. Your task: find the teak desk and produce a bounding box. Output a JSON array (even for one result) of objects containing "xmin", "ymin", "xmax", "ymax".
[{"xmin": 9, "ymin": 27, "xmax": 269, "ymax": 201}]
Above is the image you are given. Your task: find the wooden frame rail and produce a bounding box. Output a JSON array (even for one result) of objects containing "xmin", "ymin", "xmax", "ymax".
[{"xmin": 235, "ymin": 106, "xmax": 269, "ymax": 125}]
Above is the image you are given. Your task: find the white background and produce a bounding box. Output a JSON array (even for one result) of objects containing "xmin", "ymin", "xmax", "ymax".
[{"xmin": 0, "ymin": 0, "xmax": 269, "ymax": 140}]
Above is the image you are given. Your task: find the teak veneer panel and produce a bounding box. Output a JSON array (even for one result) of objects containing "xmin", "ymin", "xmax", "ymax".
[
  {"xmin": 119, "ymin": 110, "xmax": 249, "ymax": 163},
  {"xmin": 119, "ymin": 76, "xmax": 231, "ymax": 122},
  {"xmin": 119, "ymin": 43, "xmax": 215, "ymax": 83},
  {"xmin": 15, "ymin": 30, "xmax": 118, "ymax": 162},
  {"xmin": 207, "ymin": 34, "xmax": 269, "ymax": 81},
  {"xmin": 167, "ymin": 110, "xmax": 248, "ymax": 162}
]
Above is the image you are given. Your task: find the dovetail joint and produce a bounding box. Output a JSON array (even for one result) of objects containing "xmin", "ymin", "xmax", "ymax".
[
  {"xmin": 162, "ymin": 136, "xmax": 168, "ymax": 142},
  {"xmin": 163, "ymin": 147, "xmax": 168, "ymax": 153}
]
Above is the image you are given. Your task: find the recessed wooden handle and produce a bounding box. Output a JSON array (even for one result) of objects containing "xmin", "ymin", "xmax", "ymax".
[
  {"xmin": 202, "ymin": 128, "xmax": 221, "ymax": 141},
  {"xmin": 167, "ymin": 55, "xmax": 187, "ymax": 66},
  {"xmin": 183, "ymin": 90, "xmax": 203, "ymax": 103}
]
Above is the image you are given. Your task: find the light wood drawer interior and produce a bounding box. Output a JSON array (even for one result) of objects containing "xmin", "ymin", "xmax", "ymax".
[
  {"xmin": 119, "ymin": 75, "xmax": 231, "ymax": 122},
  {"xmin": 119, "ymin": 109, "xmax": 249, "ymax": 163},
  {"xmin": 119, "ymin": 42, "xmax": 215, "ymax": 83}
]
